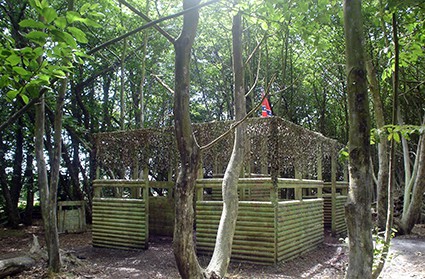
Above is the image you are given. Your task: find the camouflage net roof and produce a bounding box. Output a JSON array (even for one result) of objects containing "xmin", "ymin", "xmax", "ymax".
[{"xmin": 94, "ymin": 117, "xmax": 344, "ymax": 180}]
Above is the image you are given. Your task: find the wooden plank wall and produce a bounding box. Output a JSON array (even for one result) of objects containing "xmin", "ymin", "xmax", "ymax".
[
  {"xmin": 323, "ymin": 194, "xmax": 347, "ymax": 235},
  {"xmin": 334, "ymin": 196, "xmax": 347, "ymax": 235},
  {"xmin": 92, "ymin": 198, "xmax": 148, "ymax": 249},
  {"xmin": 196, "ymin": 201, "xmax": 276, "ymax": 264},
  {"xmin": 323, "ymin": 194, "xmax": 333, "ymax": 228},
  {"xmin": 149, "ymin": 197, "xmax": 174, "ymax": 236},
  {"xmin": 277, "ymin": 199, "xmax": 324, "ymax": 262},
  {"xmin": 197, "ymin": 178, "xmax": 273, "ymax": 201}
]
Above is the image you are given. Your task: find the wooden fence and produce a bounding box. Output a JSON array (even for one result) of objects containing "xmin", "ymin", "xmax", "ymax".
[
  {"xmin": 92, "ymin": 180, "xmax": 149, "ymax": 249},
  {"xmin": 323, "ymin": 182, "xmax": 348, "ymax": 235},
  {"xmin": 196, "ymin": 178, "xmax": 325, "ymax": 264},
  {"xmin": 148, "ymin": 181, "xmax": 174, "ymax": 237}
]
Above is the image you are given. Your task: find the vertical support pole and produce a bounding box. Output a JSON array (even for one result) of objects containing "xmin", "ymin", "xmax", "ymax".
[
  {"xmin": 261, "ymin": 139, "xmax": 268, "ymax": 175},
  {"xmin": 168, "ymin": 168, "xmax": 173, "ymax": 199},
  {"xmin": 343, "ymin": 164, "xmax": 349, "ymax": 195},
  {"xmin": 317, "ymin": 144, "xmax": 323, "ymax": 181},
  {"xmin": 93, "ymin": 181, "xmax": 101, "ymax": 198},
  {"xmin": 294, "ymin": 162, "xmax": 303, "ymax": 200},
  {"xmin": 269, "ymin": 118, "xmax": 279, "ymax": 264},
  {"xmin": 143, "ymin": 165, "xmax": 149, "ymax": 247},
  {"xmin": 331, "ymin": 151, "xmax": 337, "ymax": 235},
  {"xmin": 131, "ymin": 159, "xmax": 139, "ymax": 198},
  {"xmin": 316, "ymin": 144, "xmax": 323, "ymax": 199}
]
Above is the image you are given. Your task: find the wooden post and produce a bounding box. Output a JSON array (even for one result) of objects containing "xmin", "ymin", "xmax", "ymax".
[
  {"xmin": 317, "ymin": 144, "xmax": 323, "ymax": 181},
  {"xmin": 294, "ymin": 162, "xmax": 303, "ymax": 200},
  {"xmin": 261, "ymin": 140, "xmax": 268, "ymax": 175},
  {"xmin": 143, "ymin": 166, "xmax": 149, "ymax": 246},
  {"xmin": 331, "ymin": 151, "xmax": 337, "ymax": 235},
  {"xmin": 131, "ymin": 159, "xmax": 139, "ymax": 198},
  {"xmin": 317, "ymin": 145, "xmax": 323, "ymax": 199},
  {"xmin": 168, "ymin": 168, "xmax": 174, "ymax": 199}
]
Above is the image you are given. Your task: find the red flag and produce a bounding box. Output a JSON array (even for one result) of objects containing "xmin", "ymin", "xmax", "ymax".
[{"xmin": 261, "ymin": 94, "xmax": 272, "ymax": 117}]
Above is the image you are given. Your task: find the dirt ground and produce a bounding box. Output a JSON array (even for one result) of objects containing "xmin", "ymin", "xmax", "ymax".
[{"xmin": 1, "ymin": 222, "xmax": 424, "ymax": 279}]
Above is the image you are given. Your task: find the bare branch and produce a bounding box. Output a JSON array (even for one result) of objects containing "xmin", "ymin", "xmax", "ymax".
[
  {"xmin": 245, "ymin": 51, "xmax": 262, "ymax": 97},
  {"xmin": 244, "ymin": 32, "xmax": 267, "ymax": 66},
  {"xmin": 117, "ymin": 0, "xmax": 175, "ymax": 43},
  {"xmin": 152, "ymin": 74, "xmax": 174, "ymax": 94},
  {"xmin": 200, "ymin": 75, "xmax": 277, "ymax": 151},
  {"xmin": 88, "ymin": 0, "xmax": 220, "ymax": 54}
]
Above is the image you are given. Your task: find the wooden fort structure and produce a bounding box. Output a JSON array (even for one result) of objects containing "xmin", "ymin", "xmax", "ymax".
[{"xmin": 92, "ymin": 117, "xmax": 348, "ymax": 264}]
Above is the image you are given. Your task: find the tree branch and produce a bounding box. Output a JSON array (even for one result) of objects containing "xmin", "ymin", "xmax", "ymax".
[
  {"xmin": 244, "ymin": 32, "xmax": 267, "ymax": 66},
  {"xmin": 152, "ymin": 74, "xmax": 174, "ymax": 94},
  {"xmin": 88, "ymin": 0, "xmax": 220, "ymax": 54},
  {"xmin": 200, "ymin": 75, "xmax": 276, "ymax": 151},
  {"xmin": 245, "ymin": 51, "xmax": 261, "ymax": 97},
  {"xmin": 117, "ymin": 0, "xmax": 175, "ymax": 43}
]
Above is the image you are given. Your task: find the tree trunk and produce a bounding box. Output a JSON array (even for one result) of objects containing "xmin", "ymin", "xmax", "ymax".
[
  {"xmin": 0, "ymin": 134, "xmax": 20, "ymax": 228},
  {"xmin": 23, "ymin": 151, "xmax": 35, "ymax": 226},
  {"xmin": 120, "ymin": 38, "xmax": 127, "ymax": 130},
  {"xmin": 35, "ymin": 78, "xmax": 67, "ymax": 273},
  {"xmin": 343, "ymin": 0, "xmax": 374, "ymax": 278},
  {"xmin": 172, "ymin": 1, "xmax": 203, "ymax": 278},
  {"xmin": 372, "ymin": 13, "xmax": 399, "ymax": 278},
  {"xmin": 205, "ymin": 9, "xmax": 246, "ymax": 278},
  {"xmin": 11, "ymin": 121, "xmax": 24, "ymax": 213},
  {"xmin": 400, "ymin": 125, "xmax": 425, "ymax": 234},
  {"xmin": 366, "ymin": 60, "xmax": 389, "ymax": 230}
]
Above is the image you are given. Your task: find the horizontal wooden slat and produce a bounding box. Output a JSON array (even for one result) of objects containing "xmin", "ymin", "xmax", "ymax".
[{"xmin": 92, "ymin": 197, "xmax": 147, "ymax": 250}]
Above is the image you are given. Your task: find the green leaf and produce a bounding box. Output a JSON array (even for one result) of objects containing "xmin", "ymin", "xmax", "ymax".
[
  {"xmin": 51, "ymin": 30, "xmax": 77, "ymax": 48},
  {"xmin": 13, "ymin": 66, "xmax": 30, "ymax": 76},
  {"xmin": 6, "ymin": 53, "xmax": 21, "ymax": 66},
  {"xmin": 26, "ymin": 31, "xmax": 48, "ymax": 45},
  {"xmin": 52, "ymin": 69, "xmax": 66, "ymax": 78},
  {"xmin": 393, "ymin": 132, "xmax": 400, "ymax": 143},
  {"xmin": 20, "ymin": 94, "xmax": 29, "ymax": 104},
  {"xmin": 42, "ymin": 7, "xmax": 58, "ymax": 24},
  {"xmin": 80, "ymin": 3, "xmax": 91, "ymax": 14},
  {"xmin": 82, "ymin": 18, "xmax": 101, "ymax": 28},
  {"xmin": 66, "ymin": 11, "xmax": 84, "ymax": 24},
  {"xmin": 6, "ymin": 90, "xmax": 19, "ymax": 100},
  {"xmin": 0, "ymin": 75, "xmax": 10, "ymax": 87},
  {"xmin": 54, "ymin": 17, "xmax": 67, "ymax": 29},
  {"xmin": 38, "ymin": 74, "xmax": 50, "ymax": 82},
  {"xmin": 19, "ymin": 19, "xmax": 46, "ymax": 29},
  {"xmin": 61, "ymin": 31, "xmax": 77, "ymax": 48},
  {"xmin": 67, "ymin": 26, "xmax": 88, "ymax": 43},
  {"xmin": 29, "ymin": 59, "xmax": 40, "ymax": 70}
]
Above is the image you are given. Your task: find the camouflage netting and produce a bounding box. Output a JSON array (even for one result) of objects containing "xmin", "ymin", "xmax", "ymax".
[{"xmin": 94, "ymin": 117, "xmax": 345, "ymax": 181}]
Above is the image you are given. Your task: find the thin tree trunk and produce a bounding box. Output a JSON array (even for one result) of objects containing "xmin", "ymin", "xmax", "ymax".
[
  {"xmin": 35, "ymin": 78, "xmax": 67, "ymax": 273},
  {"xmin": 400, "ymin": 119, "xmax": 425, "ymax": 234},
  {"xmin": 366, "ymin": 60, "xmax": 389, "ymax": 229},
  {"xmin": 11, "ymin": 121, "xmax": 23, "ymax": 211},
  {"xmin": 23, "ymin": 151, "xmax": 35, "ymax": 226},
  {"xmin": 172, "ymin": 1, "xmax": 203, "ymax": 278},
  {"xmin": 138, "ymin": 1, "xmax": 149, "ymax": 128},
  {"xmin": 205, "ymin": 9, "xmax": 245, "ymax": 278},
  {"xmin": 372, "ymin": 13, "xmax": 399, "ymax": 278},
  {"xmin": 0, "ymin": 136, "xmax": 21, "ymax": 228},
  {"xmin": 343, "ymin": 0, "xmax": 374, "ymax": 278},
  {"xmin": 120, "ymin": 38, "xmax": 127, "ymax": 130}
]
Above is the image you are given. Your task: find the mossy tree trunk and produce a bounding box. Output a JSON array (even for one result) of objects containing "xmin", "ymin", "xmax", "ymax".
[
  {"xmin": 172, "ymin": 0, "xmax": 203, "ymax": 278},
  {"xmin": 343, "ymin": 0, "xmax": 374, "ymax": 278},
  {"xmin": 366, "ymin": 60, "xmax": 388, "ymax": 230}
]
